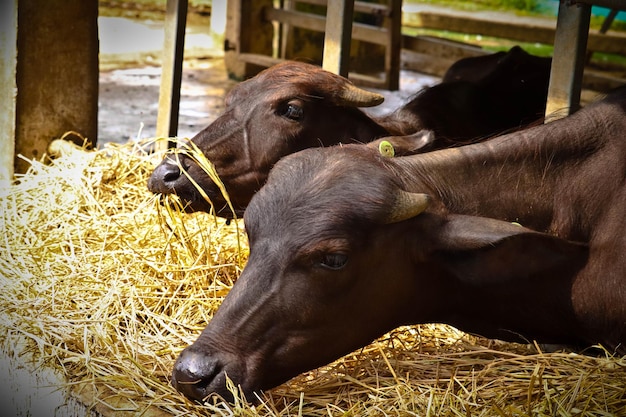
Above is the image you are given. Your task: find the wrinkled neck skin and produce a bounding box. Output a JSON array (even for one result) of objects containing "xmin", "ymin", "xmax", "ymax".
[{"xmin": 391, "ymin": 100, "xmax": 620, "ymax": 242}]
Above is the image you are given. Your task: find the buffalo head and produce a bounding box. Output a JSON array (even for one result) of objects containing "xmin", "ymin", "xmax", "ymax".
[
  {"xmin": 147, "ymin": 62, "xmax": 386, "ymax": 218},
  {"xmin": 170, "ymin": 145, "xmax": 587, "ymax": 402}
]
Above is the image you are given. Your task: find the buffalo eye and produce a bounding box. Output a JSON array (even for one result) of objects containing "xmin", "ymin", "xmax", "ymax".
[
  {"xmin": 320, "ymin": 253, "xmax": 348, "ymax": 270},
  {"xmin": 278, "ymin": 102, "xmax": 304, "ymax": 121}
]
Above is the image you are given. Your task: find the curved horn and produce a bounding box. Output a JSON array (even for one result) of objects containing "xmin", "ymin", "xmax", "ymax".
[
  {"xmin": 335, "ymin": 83, "xmax": 385, "ymax": 107},
  {"xmin": 385, "ymin": 191, "xmax": 431, "ymax": 224}
]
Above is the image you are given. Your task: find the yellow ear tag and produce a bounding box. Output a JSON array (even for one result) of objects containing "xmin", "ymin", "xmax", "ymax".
[{"xmin": 378, "ymin": 140, "xmax": 395, "ymax": 158}]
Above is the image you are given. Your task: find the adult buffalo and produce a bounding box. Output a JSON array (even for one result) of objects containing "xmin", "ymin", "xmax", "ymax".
[
  {"xmin": 170, "ymin": 87, "xmax": 626, "ymax": 403},
  {"xmin": 148, "ymin": 47, "xmax": 550, "ymax": 217},
  {"xmin": 442, "ymin": 45, "xmax": 551, "ymax": 84}
]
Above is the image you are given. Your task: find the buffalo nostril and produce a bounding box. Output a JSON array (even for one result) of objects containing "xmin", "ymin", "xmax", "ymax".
[
  {"xmin": 161, "ymin": 163, "xmax": 182, "ymax": 184},
  {"xmin": 147, "ymin": 161, "xmax": 183, "ymax": 193},
  {"xmin": 171, "ymin": 347, "xmax": 249, "ymax": 404},
  {"xmin": 172, "ymin": 349, "xmax": 220, "ymax": 402}
]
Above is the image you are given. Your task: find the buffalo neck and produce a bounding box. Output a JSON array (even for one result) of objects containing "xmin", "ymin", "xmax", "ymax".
[
  {"xmin": 391, "ymin": 98, "xmax": 619, "ymax": 239},
  {"xmin": 341, "ymin": 107, "xmax": 390, "ymax": 144}
]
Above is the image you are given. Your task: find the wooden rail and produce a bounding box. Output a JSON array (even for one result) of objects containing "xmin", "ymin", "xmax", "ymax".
[
  {"xmin": 235, "ymin": 53, "xmax": 393, "ymax": 89},
  {"xmin": 402, "ymin": 3, "xmax": 626, "ymax": 116},
  {"xmin": 405, "ymin": 8, "xmax": 626, "ymax": 56},
  {"xmin": 295, "ymin": 0, "xmax": 391, "ymax": 16},
  {"xmin": 227, "ymin": 0, "xmax": 401, "ymax": 90},
  {"xmin": 264, "ymin": 7, "xmax": 389, "ymax": 46}
]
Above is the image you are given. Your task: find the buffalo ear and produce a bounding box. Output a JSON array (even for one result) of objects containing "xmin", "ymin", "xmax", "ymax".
[{"xmin": 433, "ymin": 215, "xmax": 589, "ymax": 285}]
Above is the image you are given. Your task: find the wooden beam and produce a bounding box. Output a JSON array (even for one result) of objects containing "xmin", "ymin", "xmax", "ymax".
[
  {"xmin": 574, "ymin": 0, "xmax": 625, "ymax": 8},
  {"xmin": 383, "ymin": 0, "xmax": 402, "ymax": 90},
  {"xmin": 402, "ymin": 35, "xmax": 486, "ymax": 60},
  {"xmin": 401, "ymin": 35, "xmax": 487, "ymax": 77},
  {"xmin": 265, "ymin": 8, "xmax": 389, "ymax": 45},
  {"xmin": 237, "ymin": 53, "xmax": 284, "ymax": 68},
  {"xmin": 156, "ymin": 0, "xmax": 188, "ymax": 148},
  {"xmin": 294, "ymin": 0, "xmax": 391, "ymax": 16},
  {"xmin": 322, "ymin": 0, "xmax": 355, "ymax": 76},
  {"xmin": 409, "ymin": 9, "xmax": 626, "ymax": 56},
  {"xmin": 224, "ymin": 0, "xmax": 274, "ymax": 80}
]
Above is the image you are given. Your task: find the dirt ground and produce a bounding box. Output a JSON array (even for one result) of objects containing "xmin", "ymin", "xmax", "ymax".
[{"xmin": 99, "ymin": 58, "xmax": 233, "ymax": 144}]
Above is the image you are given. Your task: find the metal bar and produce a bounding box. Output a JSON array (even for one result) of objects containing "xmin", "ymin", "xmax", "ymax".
[
  {"xmin": 156, "ymin": 0, "xmax": 188, "ymax": 147},
  {"xmin": 545, "ymin": 0, "xmax": 591, "ymax": 121},
  {"xmin": 322, "ymin": 0, "xmax": 355, "ymax": 77}
]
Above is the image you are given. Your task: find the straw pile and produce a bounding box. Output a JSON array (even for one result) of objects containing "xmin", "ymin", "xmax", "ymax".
[{"xmin": 1, "ymin": 138, "xmax": 624, "ymax": 416}]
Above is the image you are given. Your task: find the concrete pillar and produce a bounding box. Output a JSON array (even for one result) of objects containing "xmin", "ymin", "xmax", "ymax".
[
  {"xmin": 13, "ymin": 0, "xmax": 99, "ymax": 174},
  {"xmin": 0, "ymin": 0, "xmax": 18, "ymax": 186}
]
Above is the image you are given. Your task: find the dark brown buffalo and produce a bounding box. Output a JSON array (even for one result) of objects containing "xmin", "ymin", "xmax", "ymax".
[
  {"xmin": 442, "ymin": 45, "xmax": 551, "ymax": 84},
  {"xmin": 170, "ymin": 86, "xmax": 626, "ymax": 403},
  {"xmin": 148, "ymin": 47, "xmax": 550, "ymax": 218},
  {"xmin": 378, "ymin": 46, "xmax": 552, "ymax": 146}
]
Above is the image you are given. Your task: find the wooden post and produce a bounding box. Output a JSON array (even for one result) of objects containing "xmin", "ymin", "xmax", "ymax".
[
  {"xmin": 211, "ymin": 0, "xmax": 227, "ymax": 38},
  {"xmin": 156, "ymin": 0, "xmax": 188, "ymax": 149},
  {"xmin": 322, "ymin": 0, "xmax": 355, "ymax": 77},
  {"xmin": 0, "ymin": 0, "xmax": 17, "ymax": 186},
  {"xmin": 224, "ymin": 0, "xmax": 274, "ymax": 80},
  {"xmin": 545, "ymin": 0, "xmax": 591, "ymax": 121},
  {"xmin": 13, "ymin": 0, "xmax": 99, "ymax": 174},
  {"xmin": 384, "ymin": 0, "xmax": 402, "ymax": 90}
]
